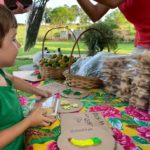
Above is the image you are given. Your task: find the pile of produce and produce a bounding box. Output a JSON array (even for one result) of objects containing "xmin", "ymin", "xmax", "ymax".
[{"xmin": 39, "ymin": 54, "xmax": 77, "ymax": 69}]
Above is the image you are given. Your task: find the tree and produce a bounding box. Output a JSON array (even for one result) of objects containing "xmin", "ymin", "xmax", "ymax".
[
  {"xmin": 70, "ymin": 5, "xmax": 80, "ymax": 17},
  {"xmin": 104, "ymin": 9, "xmax": 135, "ymax": 33},
  {"xmin": 43, "ymin": 7, "xmax": 52, "ymax": 23},
  {"xmin": 79, "ymin": 8, "xmax": 91, "ymax": 24},
  {"xmin": 48, "ymin": 5, "xmax": 76, "ymax": 25},
  {"xmin": 104, "ymin": 9, "xmax": 135, "ymax": 43}
]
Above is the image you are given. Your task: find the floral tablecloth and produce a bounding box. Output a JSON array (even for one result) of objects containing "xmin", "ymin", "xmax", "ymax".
[{"xmin": 19, "ymin": 81, "xmax": 150, "ymax": 150}]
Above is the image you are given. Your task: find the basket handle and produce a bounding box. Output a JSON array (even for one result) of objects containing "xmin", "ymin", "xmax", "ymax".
[
  {"xmin": 69, "ymin": 28, "xmax": 110, "ymax": 73},
  {"xmin": 42, "ymin": 26, "xmax": 80, "ymax": 58}
]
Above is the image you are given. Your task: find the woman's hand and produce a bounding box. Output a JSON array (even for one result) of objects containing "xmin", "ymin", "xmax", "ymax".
[
  {"xmin": 27, "ymin": 107, "xmax": 55, "ymax": 127},
  {"xmin": 12, "ymin": 1, "xmax": 32, "ymax": 14}
]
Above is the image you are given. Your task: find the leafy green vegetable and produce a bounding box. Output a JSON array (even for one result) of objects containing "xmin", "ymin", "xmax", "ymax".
[
  {"xmin": 24, "ymin": 0, "xmax": 49, "ymax": 51},
  {"xmin": 73, "ymin": 91, "xmax": 81, "ymax": 95},
  {"xmin": 63, "ymin": 89, "xmax": 73, "ymax": 95}
]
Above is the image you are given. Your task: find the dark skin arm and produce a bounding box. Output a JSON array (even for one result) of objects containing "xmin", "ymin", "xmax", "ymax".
[
  {"xmin": 94, "ymin": 0, "xmax": 124, "ymax": 8},
  {"xmin": 77, "ymin": 0, "xmax": 110, "ymax": 22}
]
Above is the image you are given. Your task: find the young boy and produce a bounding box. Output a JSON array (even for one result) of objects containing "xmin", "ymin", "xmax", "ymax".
[{"xmin": 0, "ymin": 5, "xmax": 54, "ymax": 149}]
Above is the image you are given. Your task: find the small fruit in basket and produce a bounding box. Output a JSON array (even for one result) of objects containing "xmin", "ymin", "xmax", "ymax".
[
  {"xmin": 56, "ymin": 56, "xmax": 62, "ymax": 61},
  {"xmin": 62, "ymin": 55, "xmax": 68, "ymax": 62},
  {"xmin": 51, "ymin": 62, "xmax": 58, "ymax": 68},
  {"xmin": 40, "ymin": 54, "xmax": 77, "ymax": 68},
  {"xmin": 43, "ymin": 63, "xmax": 49, "ymax": 67},
  {"xmin": 48, "ymin": 59, "xmax": 53, "ymax": 65},
  {"xmin": 52, "ymin": 54, "xmax": 57, "ymax": 58},
  {"xmin": 60, "ymin": 63, "xmax": 67, "ymax": 68},
  {"xmin": 39, "ymin": 58, "xmax": 47, "ymax": 65},
  {"xmin": 58, "ymin": 59, "xmax": 65, "ymax": 64}
]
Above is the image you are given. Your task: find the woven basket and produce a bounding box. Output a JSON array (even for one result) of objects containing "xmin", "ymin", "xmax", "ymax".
[
  {"xmin": 39, "ymin": 26, "xmax": 80, "ymax": 80},
  {"xmin": 63, "ymin": 28, "xmax": 110, "ymax": 89}
]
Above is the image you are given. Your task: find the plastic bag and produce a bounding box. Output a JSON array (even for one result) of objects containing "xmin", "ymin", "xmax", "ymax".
[
  {"xmin": 33, "ymin": 50, "xmax": 51, "ymax": 65},
  {"xmin": 71, "ymin": 52, "xmax": 113, "ymax": 77}
]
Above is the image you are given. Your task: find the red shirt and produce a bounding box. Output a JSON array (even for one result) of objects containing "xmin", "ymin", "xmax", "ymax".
[{"xmin": 119, "ymin": 0, "xmax": 150, "ymax": 47}]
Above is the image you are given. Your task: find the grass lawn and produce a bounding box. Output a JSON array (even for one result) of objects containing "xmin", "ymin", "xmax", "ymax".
[
  {"xmin": 18, "ymin": 41, "xmax": 134, "ymax": 56},
  {"xmin": 5, "ymin": 59, "xmax": 33, "ymax": 74}
]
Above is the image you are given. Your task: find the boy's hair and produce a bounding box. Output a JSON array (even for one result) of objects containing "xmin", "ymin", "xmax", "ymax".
[{"xmin": 0, "ymin": 4, "xmax": 17, "ymax": 47}]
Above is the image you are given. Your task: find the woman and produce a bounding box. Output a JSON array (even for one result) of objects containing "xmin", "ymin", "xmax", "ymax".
[{"xmin": 77, "ymin": 0, "xmax": 150, "ymax": 53}]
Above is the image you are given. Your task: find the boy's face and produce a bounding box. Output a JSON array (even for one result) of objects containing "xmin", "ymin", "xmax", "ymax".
[{"xmin": 0, "ymin": 28, "xmax": 21, "ymax": 67}]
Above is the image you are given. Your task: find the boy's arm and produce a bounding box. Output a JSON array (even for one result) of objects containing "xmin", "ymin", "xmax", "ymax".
[
  {"xmin": 0, "ymin": 107, "xmax": 54, "ymax": 149},
  {"xmin": 94, "ymin": 0, "xmax": 124, "ymax": 8},
  {"xmin": 6, "ymin": 73, "xmax": 51, "ymax": 98},
  {"xmin": 77, "ymin": 0, "xmax": 110, "ymax": 22},
  {"xmin": 0, "ymin": 117, "xmax": 31, "ymax": 149}
]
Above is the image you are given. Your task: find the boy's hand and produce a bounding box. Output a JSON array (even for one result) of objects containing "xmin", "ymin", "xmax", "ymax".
[
  {"xmin": 27, "ymin": 107, "xmax": 55, "ymax": 127},
  {"xmin": 36, "ymin": 89, "xmax": 52, "ymax": 99}
]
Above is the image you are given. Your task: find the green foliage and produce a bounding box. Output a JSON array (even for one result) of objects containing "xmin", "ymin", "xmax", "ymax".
[
  {"xmin": 70, "ymin": 5, "xmax": 80, "ymax": 17},
  {"xmin": 79, "ymin": 8, "xmax": 91, "ymax": 24},
  {"xmin": 104, "ymin": 9, "xmax": 135, "ymax": 35},
  {"xmin": 80, "ymin": 12, "xmax": 90, "ymax": 25},
  {"xmin": 83, "ymin": 22, "xmax": 118, "ymax": 56},
  {"xmin": 43, "ymin": 7, "xmax": 52, "ymax": 23},
  {"xmin": 46, "ymin": 5, "xmax": 90, "ymax": 25},
  {"xmin": 48, "ymin": 5, "xmax": 76, "ymax": 25},
  {"xmin": 105, "ymin": 9, "xmax": 128, "ymax": 26}
]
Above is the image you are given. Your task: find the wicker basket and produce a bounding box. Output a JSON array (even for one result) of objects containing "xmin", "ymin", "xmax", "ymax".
[
  {"xmin": 63, "ymin": 28, "xmax": 110, "ymax": 89},
  {"xmin": 39, "ymin": 26, "xmax": 80, "ymax": 80}
]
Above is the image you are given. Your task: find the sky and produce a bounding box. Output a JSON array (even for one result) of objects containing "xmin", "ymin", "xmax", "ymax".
[{"xmin": 15, "ymin": 0, "xmax": 80, "ymax": 24}]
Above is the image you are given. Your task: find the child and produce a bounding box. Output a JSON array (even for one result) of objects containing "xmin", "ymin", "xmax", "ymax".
[{"xmin": 0, "ymin": 5, "xmax": 54, "ymax": 149}]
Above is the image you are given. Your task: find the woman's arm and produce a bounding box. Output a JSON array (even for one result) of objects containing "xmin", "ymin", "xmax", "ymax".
[
  {"xmin": 77, "ymin": 0, "xmax": 110, "ymax": 22},
  {"xmin": 94, "ymin": 0, "xmax": 124, "ymax": 8},
  {"xmin": 6, "ymin": 74, "xmax": 51, "ymax": 98},
  {"xmin": 0, "ymin": 107, "xmax": 54, "ymax": 149}
]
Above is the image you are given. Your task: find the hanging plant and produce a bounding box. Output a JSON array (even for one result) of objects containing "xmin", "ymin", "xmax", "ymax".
[{"xmin": 24, "ymin": 0, "xmax": 49, "ymax": 51}]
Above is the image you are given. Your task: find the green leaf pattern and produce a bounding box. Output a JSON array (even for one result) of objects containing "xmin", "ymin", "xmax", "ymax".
[{"xmin": 108, "ymin": 118, "xmax": 123, "ymax": 130}]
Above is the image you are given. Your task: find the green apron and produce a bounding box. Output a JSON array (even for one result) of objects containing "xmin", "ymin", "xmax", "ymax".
[{"xmin": 0, "ymin": 69, "xmax": 24, "ymax": 150}]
